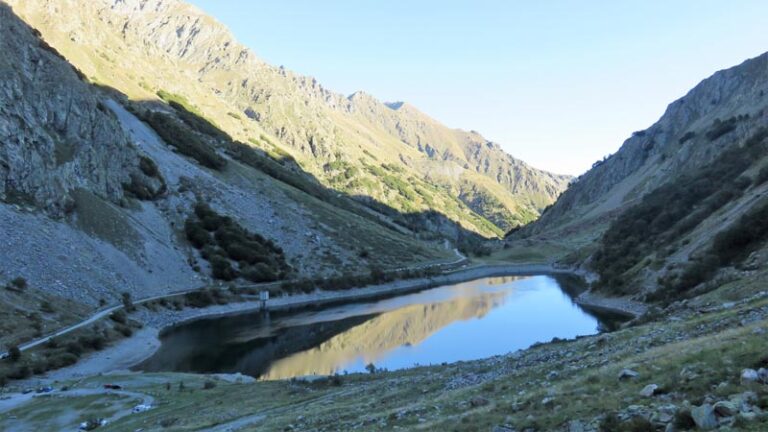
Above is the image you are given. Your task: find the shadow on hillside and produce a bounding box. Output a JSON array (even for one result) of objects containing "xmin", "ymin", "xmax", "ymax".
[
  {"xmin": 3, "ymin": 1, "xmax": 489, "ymax": 254},
  {"xmin": 92, "ymin": 85, "xmax": 489, "ymax": 253}
]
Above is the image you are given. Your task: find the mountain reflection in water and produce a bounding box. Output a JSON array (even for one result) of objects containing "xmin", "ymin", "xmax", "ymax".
[{"xmin": 138, "ymin": 276, "xmax": 616, "ymax": 379}]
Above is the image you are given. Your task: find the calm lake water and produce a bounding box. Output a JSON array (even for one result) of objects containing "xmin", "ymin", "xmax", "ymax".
[{"xmin": 138, "ymin": 275, "xmax": 620, "ymax": 379}]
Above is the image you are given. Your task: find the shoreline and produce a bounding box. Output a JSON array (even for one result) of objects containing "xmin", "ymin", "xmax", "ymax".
[
  {"xmin": 36, "ymin": 263, "xmax": 645, "ymax": 382},
  {"xmin": 575, "ymin": 290, "xmax": 648, "ymax": 318}
]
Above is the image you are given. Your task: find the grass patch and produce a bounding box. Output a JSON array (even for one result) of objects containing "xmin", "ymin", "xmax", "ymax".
[{"xmin": 137, "ymin": 109, "xmax": 226, "ymax": 170}]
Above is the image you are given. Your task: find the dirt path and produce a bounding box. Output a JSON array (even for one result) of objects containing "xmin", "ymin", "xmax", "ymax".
[{"xmin": 206, "ymin": 387, "xmax": 363, "ymax": 432}]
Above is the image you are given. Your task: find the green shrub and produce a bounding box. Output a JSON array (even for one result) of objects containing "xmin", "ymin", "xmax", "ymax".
[
  {"xmin": 705, "ymin": 115, "xmax": 747, "ymax": 141},
  {"xmin": 243, "ymin": 263, "xmax": 278, "ymax": 283},
  {"xmin": 185, "ymin": 202, "xmax": 290, "ymax": 281},
  {"xmin": 8, "ymin": 365, "xmax": 31, "ymax": 380},
  {"xmin": 78, "ymin": 335, "xmax": 106, "ymax": 351},
  {"xmin": 210, "ymin": 256, "xmax": 237, "ymax": 281},
  {"xmin": 673, "ymin": 409, "xmax": 695, "ymax": 430},
  {"xmin": 203, "ymin": 380, "xmax": 217, "ymax": 390},
  {"xmin": 140, "ymin": 111, "xmax": 226, "ymax": 170},
  {"xmin": 65, "ymin": 341, "xmax": 84, "ymax": 356},
  {"xmin": 711, "ymin": 198, "xmax": 768, "ymax": 263},
  {"xmin": 7, "ymin": 345, "xmax": 21, "ymax": 362},
  {"xmin": 369, "ymin": 267, "xmax": 386, "ymax": 283},
  {"xmin": 116, "ymin": 325, "xmax": 133, "ymax": 337},
  {"xmin": 678, "ymin": 131, "xmax": 696, "ymax": 144},
  {"xmin": 594, "ymin": 127, "xmax": 768, "ymax": 295},
  {"xmin": 675, "ymin": 198, "xmax": 768, "ymax": 292},
  {"xmin": 599, "ymin": 413, "xmax": 622, "ymax": 432},
  {"xmin": 184, "ymin": 290, "xmax": 216, "ymax": 308},
  {"xmin": 40, "ymin": 301, "xmax": 55, "ymax": 314},
  {"xmin": 139, "ymin": 155, "xmax": 161, "ymax": 177},
  {"xmin": 185, "ymin": 219, "xmax": 212, "ymax": 248},
  {"xmin": 109, "ymin": 310, "xmax": 127, "ymax": 324},
  {"xmin": 51, "ymin": 353, "xmax": 78, "ymax": 368},
  {"xmin": 624, "ymin": 417, "xmax": 654, "ymax": 432},
  {"xmin": 6, "ymin": 277, "xmax": 27, "ymax": 292},
  {"xmin": 121, "ymin": 292, "xmax": 135, "ymax": 312}
]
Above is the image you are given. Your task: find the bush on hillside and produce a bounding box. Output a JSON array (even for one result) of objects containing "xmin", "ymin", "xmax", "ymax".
[
  {"xmin": 6, "ymin": 277, "xmax": 27, "ymax": 292},
  {"xmin": 210, "ymin": 255, "xmax": 237, "ymax": 281},
  {"xmin": 242, "ymin": 263, "xmax": 278, "ymax": 283},
  {"xmin": 705, "ymin": 115, "xmax": 747, "ymax": 141},
  {"xmin": 671, "ymin": 198, "xmax": 768, "ymax": 294},
  {"xmin": 185, "ymin": 219, "xmax": 212, "ymax": 248},
  {"xmin": 678, "ymin": 131, "xmax": 696, "ymax": 144},
  {"xmin": 170, "ymin": 101, "xmax": 231, "ymax": 142},
  {"xmin": 7, "ymin": 346, "xmax": 21, "ymax": 362},
  {"xmin": 183, "ymin": 289, "xmax": 216, "ymax": 308},
  {"xmin": 593, "ymin": 127, "xmax": 768, "ymax": 295},
  {"xmin": 139, "ymin": 155, "xmax": 161, "ymax": 177},
  {"xmin": 185, "ymin": 202, "xmax": 291, "ymax": 281},
  {"xmin": 109, "ymin": 310, "xmax": 127, "ymax": 325},
  {"xmin": 140, "ymin": 111, "xmax": 226, "ymax": 170}
]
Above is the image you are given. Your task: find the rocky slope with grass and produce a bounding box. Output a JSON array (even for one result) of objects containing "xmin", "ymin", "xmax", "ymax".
[
  {"xmin": 0, "ymin": 0, "xmax": 450, "ymax": 317},
  {"xmin": 514, "ymin": 51, "xmax": 768, "ymax": 305},
  {"xmin": 6, "ymin": 0, "xmax": 570, "ymax": 236}
]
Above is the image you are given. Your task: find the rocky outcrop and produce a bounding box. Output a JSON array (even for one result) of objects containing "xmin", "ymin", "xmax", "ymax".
[{"xmin": 0, "ymin": 3, "xmax": 141, "ymax": 216}]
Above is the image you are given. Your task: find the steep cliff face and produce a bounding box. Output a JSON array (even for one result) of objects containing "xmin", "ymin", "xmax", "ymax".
[
  {"xmin": 7, "ymin": 0, "xmax": 570, "ymax": 235},
  {"xmin": 0, "ymin": 4, "xmax": 141, "ymax": 216}
]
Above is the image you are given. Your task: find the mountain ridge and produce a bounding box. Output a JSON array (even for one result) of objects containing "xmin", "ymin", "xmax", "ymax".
[
  {"xmin": 7, "ymin": 0, "xmax": 570, "ymax": 235},
  {"xmin": 513, "ymin": 50, "xmax": 768, "ymax": 303}
]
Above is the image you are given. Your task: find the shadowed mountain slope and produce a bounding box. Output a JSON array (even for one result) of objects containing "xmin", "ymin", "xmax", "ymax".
[{"xmin": 515, "ymin": 52, "xmax": 768, "ymax": 303}]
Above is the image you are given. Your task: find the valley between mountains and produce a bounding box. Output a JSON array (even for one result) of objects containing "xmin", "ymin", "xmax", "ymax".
[{"xmin": 1, "ymin": 1, "xmax": 768, "ymax": 431}]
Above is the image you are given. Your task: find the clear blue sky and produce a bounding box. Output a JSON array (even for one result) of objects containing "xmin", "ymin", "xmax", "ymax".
[{"xmin": 188, "ymin": 1, "xmax": 768, "ymax": 175}]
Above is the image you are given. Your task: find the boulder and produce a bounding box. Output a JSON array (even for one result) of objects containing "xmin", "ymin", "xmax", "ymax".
[
  {"xmin": 741, "ymin": 368, "xmax": 759, "ymax": 383},
  {"xmin": 567, "ymin": 420, "xmax": 584, "ymax": 432},
  {"xmin": 618, "ymin": 369, "xmax": 639, "ymax": 380},
  {"xmin": 469, "ymin": 396, "xmax": 489, "ymax": 408},
  {"xmin": 713, "ymin": 400, "xmax": 737, "ymax": 417},
  {"xmin": 758, "ymin": 368, "xmax": 768, "ymax": 383},
  {"xmin": 737, "ymin": 412, "xmax": 758, "ymax": 423},
  {"xmin": 691, "ymin": 404, "xmax": 717, "ymax": 430},
  {"xmin": 640, "ymin": 384, "xmax": 658, "ymax": 397}
]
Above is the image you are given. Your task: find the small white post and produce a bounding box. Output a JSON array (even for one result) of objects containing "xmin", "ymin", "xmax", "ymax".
[{"xmin": 259, "ymin": 290, "xmax": 270, "ymax": 310}]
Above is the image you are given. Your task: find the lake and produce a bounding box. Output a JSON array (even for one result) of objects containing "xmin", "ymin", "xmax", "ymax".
[{"xmin": 137, "ymin": 275, "xmax": 622, "ymax": 379}]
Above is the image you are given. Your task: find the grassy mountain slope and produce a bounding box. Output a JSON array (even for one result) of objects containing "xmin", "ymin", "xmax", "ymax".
[{"xmin": 6, "ymin": 0, "xmax": 570, "ymax": 236}]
